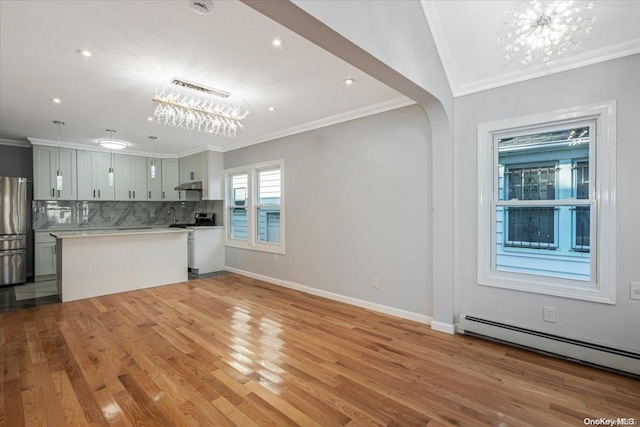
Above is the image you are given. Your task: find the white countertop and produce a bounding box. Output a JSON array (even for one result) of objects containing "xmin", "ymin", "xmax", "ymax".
[{"xmin": 50, "ymin": 228, "xmax": 189, "ymax": 239}]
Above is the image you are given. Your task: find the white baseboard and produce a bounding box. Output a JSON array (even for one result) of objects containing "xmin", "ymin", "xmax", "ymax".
[
  {"xmin": 224, "ymin": 266, "xmax": 432, "ymax": 325},
  {"xmin": 430, "ymin": 320, "xmax": 456, "ymax": 335}
]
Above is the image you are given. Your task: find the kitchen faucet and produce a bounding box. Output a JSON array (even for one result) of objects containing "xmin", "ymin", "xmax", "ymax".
[{"xmin": 168, "ymin": 206, "xmax": 177, "ymax": 224}]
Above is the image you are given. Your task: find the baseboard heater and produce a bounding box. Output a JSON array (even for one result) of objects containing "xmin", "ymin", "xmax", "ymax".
[{"xmin": 458, "ymin": 314, "xmax": 640, "ymax": 376}]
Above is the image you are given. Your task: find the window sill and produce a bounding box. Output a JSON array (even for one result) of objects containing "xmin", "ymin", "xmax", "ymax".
[
  {"xmin": 479, "ymin": 273, "xmax": 615, "ymax": 304},
  {"xmin": 225, "ymin": 240, "xmax": 285, "ymax": 255}
]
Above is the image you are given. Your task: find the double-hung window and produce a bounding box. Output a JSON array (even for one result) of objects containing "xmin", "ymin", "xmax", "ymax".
[
  {"xmin": 224, "ymin": 160, "xmax": 284, "ymax": 254},
  {"xmin": 478, "ymin": 103, "xmax": 616, "ymax": 303}
]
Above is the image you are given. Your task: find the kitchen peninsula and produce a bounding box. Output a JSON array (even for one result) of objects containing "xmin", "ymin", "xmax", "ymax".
[{"xmin": 51, "ymin": 228, "xmax": 188, "ymax": 302}]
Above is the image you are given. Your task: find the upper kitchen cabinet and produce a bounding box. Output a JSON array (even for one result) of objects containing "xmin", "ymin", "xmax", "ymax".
[
  {"xmin": 147, "ymin": 157, "xmax": 162, "ymax": 201},
  {"xmin": 77, "ymin": 150, "xmax": 115, "ymax": 200},
  {"xmin": 33, "ymin": 145, "xmax": 77, "ymax": 200},
  {"xmin": 161, "ymin": 158, "xmax": 183, "ymax": 201},
  {"xmin": 114, "ymin": 154, "xmax": 147, "ymax": 201},
  {"xmin": 179, "ymin": 151, "xmax": 223, "ymax": 200}
]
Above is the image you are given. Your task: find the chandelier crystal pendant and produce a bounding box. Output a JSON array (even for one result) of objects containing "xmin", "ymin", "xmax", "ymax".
[
  {"xmin": 151, "ymin": 79, "xmax": 248, "ymax": 138},
  {"xmin": 498, "ymin": 1, "xmax": 595, "ymax": 66}
]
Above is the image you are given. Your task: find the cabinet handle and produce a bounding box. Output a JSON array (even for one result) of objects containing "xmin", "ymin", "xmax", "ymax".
[
  {"xmin": 129, "ymin": 190, "xmax": 131, "ymax": 199},
  {"xmin": 179, "ymin": 192, "xmax": 181, "ymax": 200},
  {"xmin": 93, "ymin": 189, "xmax": 96, "ymax": 198},
  {"xmin": 162, "ymin": 191, "xmax": 165, "ymax": 199},
  {"xmin": 57, "ymin": 190, "xmax": 60, "ymax": 198},
  {"xmin": 52, "ymin": 188, "xmax": 55, "ymax": 197},
  {"xmin": 98, "ymin": 189, "xmax": 101, "ymax": 198},
  {"xmin": 149, "ymin": 191, "xmax": 151, "ymax": 199},
  {"xmin": 190, "ymin": 171, "xmax": 195, "ymax": 180},
  {"xmin": 133, "ymin": 190, "xmax": 136, "ymax": 199}
]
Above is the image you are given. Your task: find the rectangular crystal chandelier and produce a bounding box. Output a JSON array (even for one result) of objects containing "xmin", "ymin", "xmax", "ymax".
[{"xmin": 151, "ymin": 79, "xmax": 249, "ymax": 138}]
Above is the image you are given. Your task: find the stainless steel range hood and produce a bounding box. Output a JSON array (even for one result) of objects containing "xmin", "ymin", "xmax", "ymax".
[{"xmin": 175, "ymin": 181, "xmax": 203, "ymax": 191}]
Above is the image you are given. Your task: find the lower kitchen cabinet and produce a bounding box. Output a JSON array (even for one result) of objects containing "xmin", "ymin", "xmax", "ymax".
[
  {"xmin": 188, "ymin": 227, "xmax": 224, "ymax": 274},
  {"xmin": 35, "ymin": 232, "xmax": 57, "ymax": 281}
]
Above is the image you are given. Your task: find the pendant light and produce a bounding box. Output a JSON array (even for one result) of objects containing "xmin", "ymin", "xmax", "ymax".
[
  {"xmin": 53, "ymin": 121, "xmax": 65, "ymax": 191},
  {"xmin": 105, "ymin": 129, "xmax": 116, "ymax": 187},
  {"xmin": 149, "ymin": 136, "xmax": 158, "ymax": 179}
]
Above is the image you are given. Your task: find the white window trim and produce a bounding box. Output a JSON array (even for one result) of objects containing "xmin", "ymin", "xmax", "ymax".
[
  {"xmin": 224, "ymin": 159, "xmax": 285, "ymax": 255},
  {"xmin": 477, "ymin": 102, "xmax": 616, "ymax": 304}
]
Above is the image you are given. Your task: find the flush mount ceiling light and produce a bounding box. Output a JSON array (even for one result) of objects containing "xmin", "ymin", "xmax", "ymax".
[
  {"xmin": 51, "ymin": 98, "xmax": 61, "ymax": 104},
  {"xmin": 151, "ymin": 78, "xmax": 249, "ymax": 138},
  {"xmin": 498, "ymin": 1, "xmax": 596, "ymax": 66},
  {"xmin": 344, "ymin": 78, "xmax": 355, "ymax": 85},
  {"xmin": 98, "ymin": 130, "xmax": 128, "ymax": 150},
  {"xmin": 272, "ymin": 38, "xmax": 282, "ymax": 47}
]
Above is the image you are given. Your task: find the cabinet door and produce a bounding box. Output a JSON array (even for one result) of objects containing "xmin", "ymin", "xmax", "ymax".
[
  {"xmin": 179, "ymin": 156, "xmax": 193, "ymax": 183},
  {"xmin": 207, "ymin": 151, "xmax": 223, "ymax": 200},
  {"xmin": 161, "ymin": 158, "xmax": 182, "ymax": 201},
  {"xmin": 35, "ymin": 243, "xmax": 56, "ymax": 278},
  {"xmin": 76, "ymin": 150, "xmax": 95, "ymax": 200},
  {"xmin": 58, "ymin": 148, "xmax": 77, "ymax": 200},
  {"xmin": 94, "ymin": 152, "xmax": 115, "ymax": 200},
  {"xmin": 131, "ymin": 156, "xmax": 148, "ymax": 200},
  {"xmin": 33, "ymin": 145, "xmax": 55, "ymax": 200},
  {"xmin": 114, "ymin": 154, "xmax": 132, "ymax": 200},
  {"xmin": 147, "ymin": 157, "xmax": 162, "ymax": 201}
]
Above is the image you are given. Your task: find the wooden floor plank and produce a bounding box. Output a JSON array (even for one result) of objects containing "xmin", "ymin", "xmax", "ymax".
[{"xmin": 1, "ymin": 274, "xmax": 638, "ymax": 427}]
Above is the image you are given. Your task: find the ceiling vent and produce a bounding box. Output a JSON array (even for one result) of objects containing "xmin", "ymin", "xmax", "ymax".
[{"xmin": 189, "ymin": 0, "xmax": 213, "ymax": 15}]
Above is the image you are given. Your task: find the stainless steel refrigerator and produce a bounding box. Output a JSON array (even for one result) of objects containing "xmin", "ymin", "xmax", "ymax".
[{"xmin": 0, "ymin": 176, "xmax": 27, "ymax": 285}]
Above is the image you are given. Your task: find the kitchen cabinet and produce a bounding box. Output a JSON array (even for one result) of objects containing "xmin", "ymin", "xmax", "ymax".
[
  {"xmin": 161, "ymin": 158, "xmax": 183, "ymax": 201},
  {"xmin": 114, "ymin": 154, "xmax": 147, "ymax": 201},
  {"xmin": 147, "ymin": 157, "xmax": 162, "ymax": 201},
  {"xmin": 188, "ymin": 227, "xmax": 224, "ymax": 274},
  {"xmin": 34, "ymin": 232, "xmax": 56, "ymax": 281},
  {"xmin": 178, "ymin": 151, "xmax": 223, "ymax": 200},
  {"xmin": 77, "ymin": 150, "xmax": 115, "ymax": 200},
  {"xmin": 33, "ymin": 145, "xmax": 77, "ymax": 200}
]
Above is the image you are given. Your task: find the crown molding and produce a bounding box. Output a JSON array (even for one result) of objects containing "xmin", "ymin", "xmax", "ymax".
[
  {"xmin": 0, "ymin": 138, "xmax": 31, "ymax": 148},
  {"xmin": 419, "ymin": 1, "xmax": 460, "ymax": 97},
  {"xmin": 223, "ymin": 96, "xmax": 416, "ymax": 152},
  {"xmin": 455, "ymin": 39, "xmax": 640, "ymax": 97},
  {"xmin": 27, "ymin": 138, "xmax": 179, "ymax": 158},
  {"xmin": 176, "ymin": 145, "xmax": 225, "ymax": 158}
]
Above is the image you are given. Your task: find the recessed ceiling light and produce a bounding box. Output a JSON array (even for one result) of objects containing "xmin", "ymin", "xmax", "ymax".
[
  {"xmin": 51, "ymin": 98, "xmax": 61, "ymax": 104},
  {"xmin": 269, "ymin": 106, "xmax": 276, "ymax": 112},
  {"xmin": 97, "ymin": 140, "xmax": 128, "ymax": 150},
  {"xmin": 272, "ymin": 38, "xmax": 282, "ymax": 47},
  {"xmin": 344, "ymin": 78, "xmax": 355, "ymax": 85},
  {"xmin": 76, "ymin": 49, "xmax": 92, "ymax": 58},
  {"xmin": 147, "ymin": 117, "xmax": 153, "ymax": 121}
]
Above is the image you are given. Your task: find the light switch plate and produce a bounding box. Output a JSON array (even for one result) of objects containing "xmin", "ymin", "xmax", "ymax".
[{"xmin": 630, "ymin": 282, "xmax": 640, "ymax": 300}]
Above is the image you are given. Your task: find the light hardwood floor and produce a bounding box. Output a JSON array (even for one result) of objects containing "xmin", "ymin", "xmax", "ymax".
[{"xmin": 1, "ymin": 274, "xmax": 638, "ymax": 426}]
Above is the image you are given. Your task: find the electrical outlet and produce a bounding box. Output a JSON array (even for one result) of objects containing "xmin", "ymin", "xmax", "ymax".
[
  {"xmin": 543, "ymin": 306, "xmax": 556, "ymax": 323},
  {"xmin": 372, "ymin": 276, "xmax": 379, "ymax": 289},
  {"xmin": 631, "ymin": 282, "xmax": 640, "ymax": 300}
]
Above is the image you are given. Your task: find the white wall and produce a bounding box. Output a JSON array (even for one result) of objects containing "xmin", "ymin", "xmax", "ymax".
[
  {"xmin": 224, "ymin": 105, "xmax": 433, "ymax": 318},
  {"xmin": 454, "ymin": 54, "xmax": 640, "ymax": 352}
]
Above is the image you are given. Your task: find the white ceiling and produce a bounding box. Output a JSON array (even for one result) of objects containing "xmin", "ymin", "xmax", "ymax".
[
  {"xmin": 1, "ymin": 1, "xmax": 639, "ymax": 156},
  {"xmin": 422, "ymin": 0, "xmax": 640, "ymax": 96},
  {"xmin": 0, "ymin": 0, "xmax": 410, "ymax": 155}
]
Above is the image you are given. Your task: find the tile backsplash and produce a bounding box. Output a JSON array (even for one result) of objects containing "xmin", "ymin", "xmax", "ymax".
[{"xmin": 33, "ymin": 200, "xmax": 223, "ymax": 230}]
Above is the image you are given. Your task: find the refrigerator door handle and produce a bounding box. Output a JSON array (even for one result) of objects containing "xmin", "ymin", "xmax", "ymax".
[
  {"xmin": 0, "ymin": 249, "xmax": 26, "ymax": 257},
  {"xmin": 0, "ymin": 235, "xmax": 24, "ymax": 241}
]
